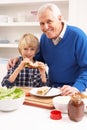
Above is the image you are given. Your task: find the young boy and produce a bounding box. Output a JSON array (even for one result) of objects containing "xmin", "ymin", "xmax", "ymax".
[{"xmin": 1, "ymin": 33, "xmax": 48, "ymax": 88}]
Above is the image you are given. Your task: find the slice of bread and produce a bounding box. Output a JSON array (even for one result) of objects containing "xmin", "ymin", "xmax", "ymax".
[
  {"xmin": 36, "ymin": 86, "xmax": 49, "ymax": 96},
  {"xmin": 25, "ymin": 61, "xmax": 39, "ymax": 68}
]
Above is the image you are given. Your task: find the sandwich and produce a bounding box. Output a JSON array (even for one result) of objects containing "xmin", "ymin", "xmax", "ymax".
[
  {"xmin": 25, "ymin": 61, "xmax": 39, "ymax": 68},
  {"xmin": 36, "ymin": 86, "xmax": 49, "ymax": 96}
]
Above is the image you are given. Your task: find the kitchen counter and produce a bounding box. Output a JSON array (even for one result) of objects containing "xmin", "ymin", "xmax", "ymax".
[{"xmin": 0, "ymin": 104, "xmax": 87, "ymax": 130}]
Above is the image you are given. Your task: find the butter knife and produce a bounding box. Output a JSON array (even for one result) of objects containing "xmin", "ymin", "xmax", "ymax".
[{"xmin": 44, "ymin": 87, "xmax": 52, "ymax": 96}]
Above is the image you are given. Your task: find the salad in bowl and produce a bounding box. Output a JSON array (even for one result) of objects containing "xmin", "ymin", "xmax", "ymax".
[{"xmin": 0, "ymin": 86, "xmax": 25, "ymax": 111}]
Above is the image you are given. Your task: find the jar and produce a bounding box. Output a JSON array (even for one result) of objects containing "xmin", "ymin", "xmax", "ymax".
[{"xmin": 68, "ymin": 93, "xmax": 84, "ymax": 122}]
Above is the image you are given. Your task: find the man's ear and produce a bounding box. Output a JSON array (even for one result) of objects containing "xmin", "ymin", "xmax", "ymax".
[{"xmin": 58, "ymin": 15, "xmax": 62, "ymax": 21}]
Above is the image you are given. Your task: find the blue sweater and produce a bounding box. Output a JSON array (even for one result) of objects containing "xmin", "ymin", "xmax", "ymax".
[{"xmin": 35, "ymin": 25, "xmax": 87, "ymax": 92}]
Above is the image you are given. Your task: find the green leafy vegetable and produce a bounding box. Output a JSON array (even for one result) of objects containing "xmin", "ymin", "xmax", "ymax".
[{"xmin": 0, "ymin": 87, "xmax": 25, "ymax": 100}]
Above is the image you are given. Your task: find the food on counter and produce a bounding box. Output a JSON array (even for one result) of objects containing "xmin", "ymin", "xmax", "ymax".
[
  {"xmin": 0, "ymin": 86, "xmax": 25, "ymax": 112},
  {"xmin": 36, "ymin": 86, "xmax": 49, "ymax": 95},
  {"xmin": 68, "ymin": 93, "xmax": 84, "ymax": 122},
  {"xmin": 0, "ymin": 86, "xmax": 25, "ymax": 100}
]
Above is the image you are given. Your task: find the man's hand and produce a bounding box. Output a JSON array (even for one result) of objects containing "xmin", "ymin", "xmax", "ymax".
[
  {"xmin": 60, "ymin": 85, "xmax": 79, "ymax": 96},
  {"xmin": 7, "ymin": 57, "xmax": 18, "ymax": 70}
]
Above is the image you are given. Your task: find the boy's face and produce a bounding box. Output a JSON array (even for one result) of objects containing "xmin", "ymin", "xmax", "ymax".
[{"xmin": 21, "ymin": 46, "xmax": 37, "ymax": 60}]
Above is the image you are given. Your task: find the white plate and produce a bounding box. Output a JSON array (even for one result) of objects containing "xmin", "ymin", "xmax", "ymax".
[{"xmin": 29, "ymin": 87, "xmax": 61, "ymax": 97}]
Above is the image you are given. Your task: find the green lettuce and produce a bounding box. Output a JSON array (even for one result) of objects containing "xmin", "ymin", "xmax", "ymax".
[{"xmin": 0, "ymin": 87, "xmax": 24, "ymax": 100}]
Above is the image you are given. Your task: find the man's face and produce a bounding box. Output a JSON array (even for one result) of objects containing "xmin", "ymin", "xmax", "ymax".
[{"xmin": 38, "ymin": 9, "xmax": 62, "ymax": 39}]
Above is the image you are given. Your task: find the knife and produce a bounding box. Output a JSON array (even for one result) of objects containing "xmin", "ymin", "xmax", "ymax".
[{"xmin": 44, "ymin": 87, "xmax": 52, "ymax": 96}]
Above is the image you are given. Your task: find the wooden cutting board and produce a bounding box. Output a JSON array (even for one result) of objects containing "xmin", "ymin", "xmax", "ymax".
[{"xmin": 21, "ymin": 87, "xmax": 54, "ymax": 109}]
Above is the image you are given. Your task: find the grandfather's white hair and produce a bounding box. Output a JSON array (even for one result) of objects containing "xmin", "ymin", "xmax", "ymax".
[{"xmin": 37, "ymin": 3, "xmax": 61, "ymax": 18}]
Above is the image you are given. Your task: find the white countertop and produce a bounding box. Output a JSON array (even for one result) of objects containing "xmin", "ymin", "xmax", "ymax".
[
  {"xmin": 0, "ymin": 61, "xmax": 87, "ymax": 130},
  {"xmin": 0, "ymin": 104, "xmax": 87, "ymax": 130}
]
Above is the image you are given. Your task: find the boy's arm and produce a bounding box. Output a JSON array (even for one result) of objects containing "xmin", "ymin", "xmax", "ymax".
[{"xmin": 8, "ymin": 60, "xmax": 25, "ymax": 83}]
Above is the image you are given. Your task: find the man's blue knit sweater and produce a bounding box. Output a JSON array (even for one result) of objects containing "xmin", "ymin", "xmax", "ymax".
[{"xmin": 36, "ymin": 25, "xmax": 87, "ymax": 92}]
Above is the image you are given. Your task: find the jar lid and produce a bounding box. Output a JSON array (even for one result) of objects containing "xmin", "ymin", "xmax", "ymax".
[{"xmin": 50, "ymin": 109, "xmax": 62, "ymax": 120}]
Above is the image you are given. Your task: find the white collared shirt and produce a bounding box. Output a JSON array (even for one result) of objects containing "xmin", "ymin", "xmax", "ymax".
[{"xmin": 52, "ymin": 21, "xmax": 67, "ymax": 45}]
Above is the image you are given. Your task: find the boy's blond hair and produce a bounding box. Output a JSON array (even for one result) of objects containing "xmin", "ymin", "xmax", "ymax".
[{"xmin": 18, "ymin": 33, "xmax": 39, "ymax": 55}]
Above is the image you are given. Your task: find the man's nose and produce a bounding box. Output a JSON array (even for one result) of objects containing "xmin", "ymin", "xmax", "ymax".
[{"xmin": 44, "ymin": 23, "xmax": 48, "ymax": 30}]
